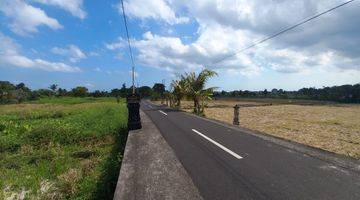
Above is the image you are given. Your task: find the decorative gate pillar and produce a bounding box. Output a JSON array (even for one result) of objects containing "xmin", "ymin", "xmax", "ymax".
[
  {"xmin": 127, "ymin": 93, "xmax": 141, "ymax": 130},
  {"xmin": 233, "ymin": 104, "xmax": 240, "ymax": 125}
]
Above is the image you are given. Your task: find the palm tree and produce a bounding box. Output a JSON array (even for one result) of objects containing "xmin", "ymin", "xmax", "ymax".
[
  {"xmin": 171, "ymin": 78, "xmax": 186, "ymax": 107},
  {"xmin": 183, "ymin": 69, "xmax": 217, "ymax": 115}
]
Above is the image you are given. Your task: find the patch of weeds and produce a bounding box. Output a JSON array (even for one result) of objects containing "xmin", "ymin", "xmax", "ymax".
[
  {"xmin": 71, "ymin": 150, "xmax": 96, "ymax": 159},
  {"xmin": 0, "ymin": 137, "xmax": 21, "ymax": 153},
  {"xmin": 4, "ymin": 161, "xmax": 20, "ymax": 170},
  {"xmin": 58, "ymin": 168, "xmax": 82, "ymax": 198},
  {"xmin": 2, "ymin": 186, "xmax": 30, "ymax": 200},
  {"xmin": 26, "ymin": 124, "xmax": 64, "ymax": 146},
  {"xmin": 0, "ymin": 123, "xmax": 5, "ymax": 132},
  {"xmin": 38, "ymin": 180, "xmax": 62, "ymax": 199},
  {"xmin": 52, "ymin": 110, "xmax": 66, "ymax": 119},
  {"xmin": 27, "ymin": 153, "xmax": 53, "ymax": 166}
]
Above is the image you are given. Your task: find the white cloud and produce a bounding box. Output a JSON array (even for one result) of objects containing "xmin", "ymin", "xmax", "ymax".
[
  {"xmin": 85, "ymin": 83, "xmax": 95, "ymax": 88},
  {"xmin": 121, "ymin": 0, "xmax": 189, "ymax": 25},
  {"xmin": 0, "ymin": 32, "xmax": 81, "ymax": 72},
  {"xmin": 108, "ymin": 0, "xmax": 360, "ymax": 76},
  {"xmin": 115, "ymin": 53, "xmax": 124, "ymax": 60},
  {"xmin": 105, "ymin": 38, "xmax": 126, "ymax": 50},
  {"xmin": 121, "ymin": 26, "xmax": 262, "ymax": 76},
  {"xmin": 179, "ymin": 0, "xmax": 360, "ymax": 72},
  {"xmin": 0, "ymin": 0, "xmax": 62, "ymax": 35},
  {"xmin": 32, "ymin": 0, "xmax": 87, "ymax": 19},
  {"xmin": 51, "ymin": 45, "xmax": 86, "ymax": 63}
]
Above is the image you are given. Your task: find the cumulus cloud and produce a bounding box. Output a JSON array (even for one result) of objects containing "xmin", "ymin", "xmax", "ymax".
[
  {"xmin": 121, "ymin": 0, "xmax": 189, "ymax": 25},
  {"xmin": 107, "ymin": 27, "xmax": 262, "ymax": 76},
  {"xmin": 0, "ymin": 0, "xmax": 62, "ymax": 35},
  {"xmin": 109, "ymin": 0, "xmax": 360, "ymax": 75},
  {"xmin": 32, "ymin": 0, "xmax": 87, "ymax": 19},
  {"xmin": 105, "ymin": 38, "xmax": 126, "ymax": 50},
  {"xmin": 180, "ymin": 0, "xmax": 360, "ymax": 72},
  {"xmin": 51, "ymin": 45, "xmax": 87, "ymax": 63},
  {"xmin": 0, "ymin": 32, "xmax": 81, "ymax": 72}
]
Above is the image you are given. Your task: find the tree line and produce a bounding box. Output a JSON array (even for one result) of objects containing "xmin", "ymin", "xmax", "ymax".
[
  {"xmin": 1, "ymin": 79, "xmax": 359, "ymax": 105},
  {"xmin": 0, "ymin": 80, "xmax": 167, "ymax": 104},
  {"xmin": 213, "ymin": 84, "xmax": 360, "ymax": 103}
]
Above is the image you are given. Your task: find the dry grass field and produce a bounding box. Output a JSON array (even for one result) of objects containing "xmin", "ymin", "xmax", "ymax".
[{"xmin": 153, "ymin": 99, "xmax": 360, "ymax": 159}]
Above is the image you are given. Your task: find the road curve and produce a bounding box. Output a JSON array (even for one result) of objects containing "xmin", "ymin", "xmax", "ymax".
[{"xmin": 141, "ymin": 101, "xmax": 360, "ymax": 200}]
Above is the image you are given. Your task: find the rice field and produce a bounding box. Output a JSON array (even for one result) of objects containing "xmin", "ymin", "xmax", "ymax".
[{"xmin": 0, "ymin": 97, "xmax": 128, "ymax": 199}]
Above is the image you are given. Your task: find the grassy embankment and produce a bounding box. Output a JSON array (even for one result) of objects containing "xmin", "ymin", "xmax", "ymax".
[
  {"xmin": 154, "ymin": 99, "xmax": 360, "ymax": 159},
  {"xmin": 0, "ymin": 97, "xmax": 128, "ymax": 199}
]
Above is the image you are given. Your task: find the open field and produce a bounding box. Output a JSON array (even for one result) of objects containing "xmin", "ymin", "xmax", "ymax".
[
  {"xmin": 153, "ymin": 99, "xmax": 360, "ymax": 159},
  {"xmin": 0, "ymin": 97, "xmax": 128, "ymax": 199}
]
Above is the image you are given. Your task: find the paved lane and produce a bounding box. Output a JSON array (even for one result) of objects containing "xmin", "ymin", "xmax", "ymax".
[{"xmin": 141, "ymin": 101, "xmax": 360, "ymax": 200}]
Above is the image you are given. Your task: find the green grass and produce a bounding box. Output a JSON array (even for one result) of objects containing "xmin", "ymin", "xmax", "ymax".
[{"xmin": 0, "ymin": 97, "xmax": 128, "ymax": 199}]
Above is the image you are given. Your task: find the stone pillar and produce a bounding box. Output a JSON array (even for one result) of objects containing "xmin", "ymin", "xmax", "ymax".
[
  {"xmin": 127, "ymin": 93, "xmax": 142, "ymax": 130},
  {"xmin": 233, "ymin": 104, "xmax": 240, "ymax": 125}
]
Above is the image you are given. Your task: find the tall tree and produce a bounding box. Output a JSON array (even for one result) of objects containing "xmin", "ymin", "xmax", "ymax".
[
  {"xmin": 171, "ymin": 78, "xmax": 186, "ymax": 107},
  {"xmin": 183, "ymin": 69, "xmax": 217, "ymax": 115}
]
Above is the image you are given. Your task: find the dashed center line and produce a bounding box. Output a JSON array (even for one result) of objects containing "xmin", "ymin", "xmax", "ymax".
[
  {"xmin": 191, "ymin": 129, "xmax": 243, "ymax": 159},
  {"xmin": 159, "ymin": 110, "xmax": 168, "ymax": 116}
]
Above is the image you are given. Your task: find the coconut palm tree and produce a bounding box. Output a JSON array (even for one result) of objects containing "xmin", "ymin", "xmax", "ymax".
[
  {"xmin": 183, "ymin": 69, "xmax": 217, "ymax": 115},
  {"xmin": 171, "ymin": 78, "xmax": 186, "ymax": 107}
]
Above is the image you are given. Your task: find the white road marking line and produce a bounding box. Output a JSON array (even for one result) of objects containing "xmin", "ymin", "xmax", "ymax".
[
  {"xmin": 159, "ymin": 110, "xmax": 168, "ymax": 116},
  {"xmin": 191, "ymin": 129, "xmax": 243, "ymax": 159},
  {"xmin": 148, "ymin": 105, "xmax": 153, "ymax": 109}
]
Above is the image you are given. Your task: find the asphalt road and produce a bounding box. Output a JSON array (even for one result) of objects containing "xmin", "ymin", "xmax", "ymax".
[{"xmin": 141, "ymin": 101, "xmax": 360, "ymax": 200}]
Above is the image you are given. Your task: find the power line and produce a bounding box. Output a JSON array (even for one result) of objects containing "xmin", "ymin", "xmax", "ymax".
[
  {"xmin": 120, "ymin": 0, "xmax": 136, "ymax": 94},
  {"xmin": 212, "ymin": 0, "xmax": 356, "ymax": 65}
]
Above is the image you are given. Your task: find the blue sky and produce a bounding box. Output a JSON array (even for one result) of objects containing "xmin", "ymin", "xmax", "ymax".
[{"xmin": 0, "ymin": 0, "xmax": 359, "ymax": 91}]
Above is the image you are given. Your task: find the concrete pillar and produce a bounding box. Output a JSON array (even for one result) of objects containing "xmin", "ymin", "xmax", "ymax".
[{"xmin": 233, "ymin": 104, "xmax": 240, "ymax": 125}]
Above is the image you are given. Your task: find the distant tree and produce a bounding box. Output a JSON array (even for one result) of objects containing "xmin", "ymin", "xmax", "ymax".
[
  {"xmin": 57, "ymin": 88, "xmax": 68, "ymax": 96},
  {"xmin": 263, "ymin": 89, "xmax": 268, "ymax": 97},
  {"xmin": 120, "ymin": 83, "xmax": 128, "ymax": 97},
  {"xmin": 152, "ymin": 83, "xmax": 165, "ymax": 100},
  {"xmin": 71, "ymin": 86, "xmax": 88, "ymax": 97},
  {"xmin": 36, "ymin": 89, "xmax": 54, "ymax": 97},
  {"xmin": 111, "ymin": 88, "xmax": 122, "ymax": 103},
  {"xmin": 0, "ymin": 81, "xmax": 16, "ymax": 104},
  {"xmin": 138, "ymin": 86, "xmax": 152, "ymax": 98},
  {"xmin": 92, "ymin": 90, "xmax": 103, "ymax": 98},
  {"xmin": 12, "ymin": 89, "xmax": 28, "ymax": 103},
  {"xmin": 50, "ymin": 84, "xmax": 58, "ymax": 92}
]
